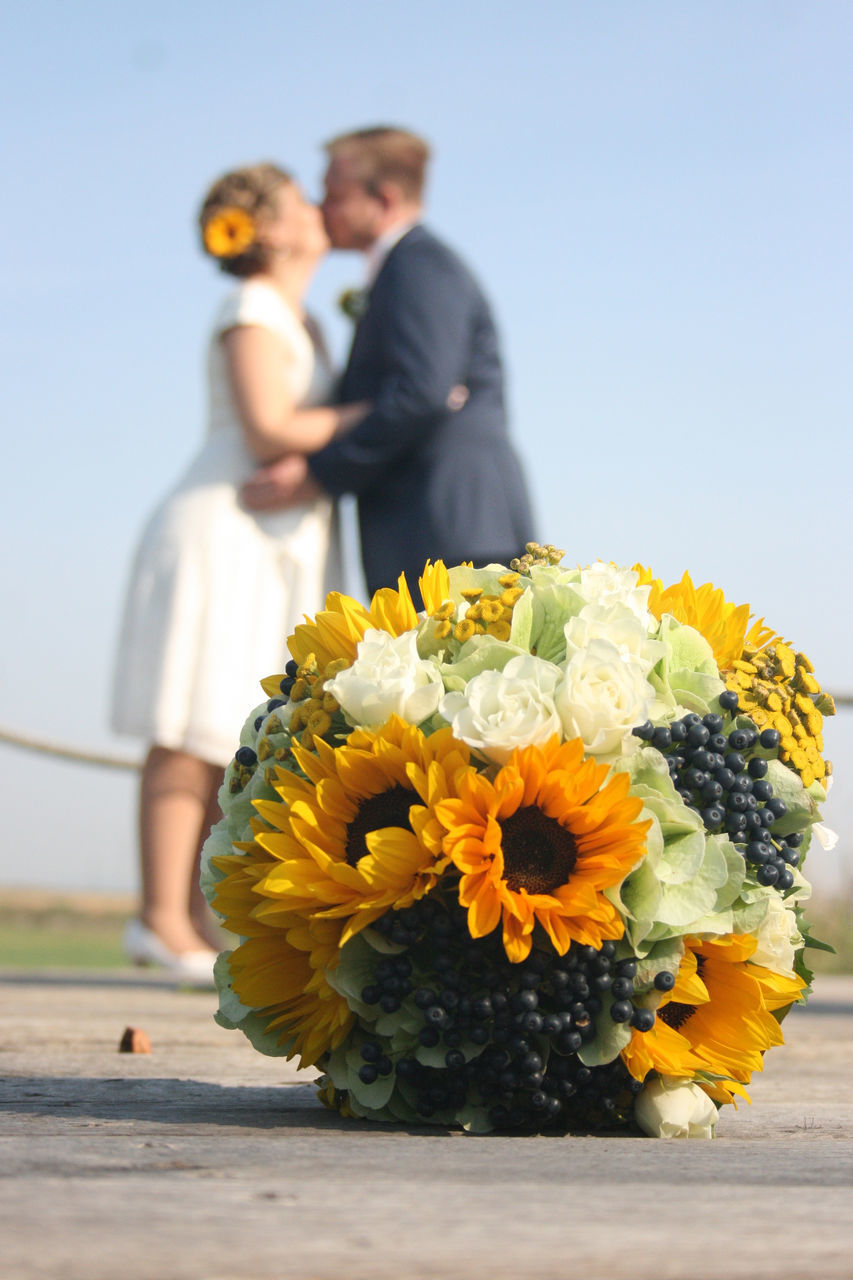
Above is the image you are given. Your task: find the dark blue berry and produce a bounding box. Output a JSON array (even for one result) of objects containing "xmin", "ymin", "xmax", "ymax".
[
  {"xmin": 513, "ymin": 989, "xmax": 539, "ymax": 1012},
  {"xmin": 253, "ymin": 715, "xmax": 265, "ymax": 731},
  {"xmin": 358, "ymin": 1063, "xmax": 378, "ymax": 1084},
  {"xmin": 728, "ymin": 729, "xmax": 749, "ymax": 751},
  {"xmin": 652, "ymin": 726, "xmax": 672, "ymax": 749},
  {"xmin": 687, "ymin": 724, "xmax": 711, "ymax": 747},
  {"xmin": 756, "ymin": 864, "xmax": 779, "ymax": 886},
  {"xmin": 746, "ymin": 841, "xmax": 772, "ymax": 865},
  {"xmin": 777, "ymin": 868, "xmax": 795, "ymax": 891},
  {"xmin": 703, "ymin": 714, "xmax": 724, "ymax": 733},
  {"xmin": 267, "ymin": 698, "xmax": 285, "ymax": 712},
  {"xmin": 719, "ymin": 690, "xmax": 740, "ymax": 711},
  {"xmin": 725, "ymin": 752, "xmax": 746, "ymax": 774},
  {"xmin": 633, "ymin": 720, "xmax": 655, "ymax": 740},
  {"xmin": 766, "ymin": 797, "xmax": 787, "ymax": 819},
  {"xmin": 760, "ymin": 728, "xmax": 781, "ymax": 749},
  {"xmin": 702, "ymin": 806, "xmax": 725, "ymax": 829},
  {"xmin": 234, "ymin": 746, "xmax": 257, "ymax": 766},
  {"xmin": 611, "ymin": 977, "xmax": 634, "ymax": 1000},
  {"xmin": 631, "ymin": 1007, "xmax": 656, "ymax": 1032},
  {"xmin": 670, "ymin": 720, "xmax": 687, "ymax": 741},
  {"xmin": 654, "ymin": 971, "xmax": 676, "ymax": 991},
  {"xmin": 610, "ymin": 1000, "xmax": 633, "ymax": 1023}
]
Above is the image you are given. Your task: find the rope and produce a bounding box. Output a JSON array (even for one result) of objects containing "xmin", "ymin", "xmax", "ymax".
[
  {"xmin": 2, "ymin": 692, "xmax": 852, "ymax": 773},
  {"xmin": 0, "ymin": 726, "xmax": 141, "ymax": 771}
]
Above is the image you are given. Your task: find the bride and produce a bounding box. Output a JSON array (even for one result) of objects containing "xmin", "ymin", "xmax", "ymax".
[{"xmin": 111, "ymin": 162, "xmax": 364, "ymax": 981}]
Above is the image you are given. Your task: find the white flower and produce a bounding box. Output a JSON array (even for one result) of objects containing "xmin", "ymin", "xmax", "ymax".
[
  {"xmin": 576, "ymin": 561, "xmax": 654, "ymax": 627},
  {"xmin": 564, "ymin": 602, "xmax": 665, "ymax": 674},
  {"xmin": 812, "ymin": 823, "xmax": 839, "ymax": 850},
  {"xmin": 555, "ymin": 637, "xmax": 656, "ymax": 757},
  {"xmin": 634, "ymin": 1076, "xmax": 718, "ymax": 1139},
  {"xmin": 324, "ymin": 628, "xmax": 443, "ymax": 728},
  {"xmin": 750, "ymin": 895, "xmax": 805, "ymax": 979},
  {"xmin": 438, "ymin": 653, "xmax": 562, "ymax": 764}
]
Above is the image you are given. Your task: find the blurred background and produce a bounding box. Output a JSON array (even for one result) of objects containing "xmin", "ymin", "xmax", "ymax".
[{"xmin": 1, "ymin": 1, "xmax": 850, "ymax": 959}]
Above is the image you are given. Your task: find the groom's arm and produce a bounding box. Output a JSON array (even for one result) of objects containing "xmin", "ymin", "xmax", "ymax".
[{"xmin": 308, "ymin": 247, "xmax": 471, "ymax": 496}]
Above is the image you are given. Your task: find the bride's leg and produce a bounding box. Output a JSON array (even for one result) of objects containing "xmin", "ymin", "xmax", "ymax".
[
  {"xmin": 138, "ymin": 745, "xmax": 220, "ymax": 954},
  {"xmin": 189, "ymin": 767, "xmax": 227, "ymax": 950}
]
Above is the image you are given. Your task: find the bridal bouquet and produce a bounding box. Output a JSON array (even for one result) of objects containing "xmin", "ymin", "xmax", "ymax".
[{"xmin": 201, "ymin": 546, "xmax": 836, "ymax": 1138}]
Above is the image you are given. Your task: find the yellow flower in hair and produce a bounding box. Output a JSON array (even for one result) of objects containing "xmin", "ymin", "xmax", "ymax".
[{"xmin": 203, "ymin": 206, "xmax": 256, "ymax": 258}]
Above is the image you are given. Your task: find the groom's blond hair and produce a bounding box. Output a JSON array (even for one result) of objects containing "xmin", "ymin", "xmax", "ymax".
[{"xmin": 324, "ymin": 127, "xmax": 431, "ymax": 201}]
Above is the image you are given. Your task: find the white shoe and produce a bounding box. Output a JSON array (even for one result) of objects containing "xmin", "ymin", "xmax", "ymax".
[{"xmin": 123, "ymin": 920, "xmax": 217, "ymax": 987}]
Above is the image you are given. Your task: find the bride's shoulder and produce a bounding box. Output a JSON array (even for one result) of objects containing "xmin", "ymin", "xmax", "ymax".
[{"xmin": 212, "ymin": 278, "xmax": 292, "ymax": 336}]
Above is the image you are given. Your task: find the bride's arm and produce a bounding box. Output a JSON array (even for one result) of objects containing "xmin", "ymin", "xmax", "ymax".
[{"xmin": 222, "ymin": 325, "xmax": 367, "ymax": 463}]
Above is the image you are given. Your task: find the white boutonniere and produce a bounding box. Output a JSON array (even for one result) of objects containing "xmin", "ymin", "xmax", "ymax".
[{"xmin": 338, "ymin": 287, "xmax": 369, "ymax": 322}]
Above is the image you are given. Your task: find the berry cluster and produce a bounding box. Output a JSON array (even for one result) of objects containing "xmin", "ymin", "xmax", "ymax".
[
  {"xmin": 633, "ymin": 690, "xmax": 801, "ymax": 891},
  {"xmin": 357, "ymin": 897, "xmax": 670, "ymax": 1131}
]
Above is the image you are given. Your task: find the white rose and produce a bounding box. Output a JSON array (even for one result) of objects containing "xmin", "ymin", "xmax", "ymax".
[
  {"xmin": 325, "ymin": 628, "xmax": 443, "ymax": 728},
  {"xmin": 634, "ymin": 1076, "xmax": 718, "ymax": 1139},
  {"xmin": 576, "ymin": 561, "xmax": 654, "ymax": 627},
  {"xmin": 751, "ymin": 895, "xmax": 804, "ymax": 978},
  {"xmin": 438, "ymin": 653, "xmax": 562, "ymax": 764},
  {"xmin": 555, "ymin": 637, "xmax": 656, "ymax": 757},
  {"xmin": 564, "ymin": 602, "xmax": 665, "ymax": 675}
]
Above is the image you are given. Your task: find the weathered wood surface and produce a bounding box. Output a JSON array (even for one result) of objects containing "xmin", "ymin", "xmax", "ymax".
[{"xmin": 1, "ymin": 969, "xmax": 852, "ymax": 1280}]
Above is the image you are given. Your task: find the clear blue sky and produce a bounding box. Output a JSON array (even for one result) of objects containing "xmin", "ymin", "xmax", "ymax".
[{"xmin": 1, "ymin": 1, "xmax": 850, "ymax": 894}]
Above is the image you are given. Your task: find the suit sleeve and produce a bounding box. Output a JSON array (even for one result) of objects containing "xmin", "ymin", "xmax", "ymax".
[{"xmin": 308, "ymin": 248, "xmax": 470, "ymax": 496}]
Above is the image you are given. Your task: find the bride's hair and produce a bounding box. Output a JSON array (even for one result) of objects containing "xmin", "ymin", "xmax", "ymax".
[{"xmin": 198, "ymin": 162, "xmax": 293, "ymax": 278}]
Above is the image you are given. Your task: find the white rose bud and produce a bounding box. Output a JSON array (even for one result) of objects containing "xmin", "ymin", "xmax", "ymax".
[
  {"xmin": 576, "ymin": 561, "xmax": 654, "ymax": 626},
  {"xmin": 325, "ymin": 628, "xmax": 444, "ymax": 728},
  {"xmin": 634, "ymin": 1076, "xmax": 718, "ymax": 1139},
  {"xmin": 438, "ymin": 653, "xmax": 562, "ymax": 764}
]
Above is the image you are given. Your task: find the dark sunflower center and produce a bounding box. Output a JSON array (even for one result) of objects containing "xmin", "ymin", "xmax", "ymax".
[
  {"xmin": 658, "ymin": 1000, "xmax": 695, "ymax": 1031},
  {"xmin": 658, "ymin": 956, "xmax": 705, "ymax": 1030},
  {"xmin": 499, "ymin": 805, "xmax": 578, "ymax": 895},
  {"xmin": 345, "ymin": 784, "xmax": 414, "ymax": 867}
]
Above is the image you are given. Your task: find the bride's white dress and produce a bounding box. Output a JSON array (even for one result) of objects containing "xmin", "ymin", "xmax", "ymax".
[{"xmin": 111, "ymin": 279, "xmax": 339, "ymax": 766}]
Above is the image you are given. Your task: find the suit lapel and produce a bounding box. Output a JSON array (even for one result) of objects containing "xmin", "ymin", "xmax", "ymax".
[{"xmin": 340, "ymin": 225, "xmax": 428, "ymax": 397}]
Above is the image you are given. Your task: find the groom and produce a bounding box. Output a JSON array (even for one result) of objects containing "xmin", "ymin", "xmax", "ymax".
[{"xmin": 243, "ymin": 125, "xmax": 534, "ymax": 600}]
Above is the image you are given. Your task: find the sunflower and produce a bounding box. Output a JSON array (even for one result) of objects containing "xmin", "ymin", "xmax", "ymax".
[
  {"xmin": 202, "ymin": 206, "xmax": 256, "ymax": 258},
  {"xmin": 433, "ymin": 736, "xmax": 651, "ymax": 964},
  {"xmin": 209, "ymin": 840, "xmax": 354, "ymax": 1067},
  {"xmin": 249, "ymin": 717, "xmax": 471, "ymax": 945},
  {"xmin": 282, "ymin": 572, "xmax": 424, "ymax": 678},
  {"xmin": 419, "ymin": 559, "xmax": 450, "ymax": 613},
  {"xmin": 622, "ymin": 934, "xmax": 806, "ymax": 1103},
  {"xmin": 634, "ymin": 566, "xmax": 777, "ymax": 670}
]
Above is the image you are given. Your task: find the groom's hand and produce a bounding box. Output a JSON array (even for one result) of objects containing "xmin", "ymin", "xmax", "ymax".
[{"xmin": 240, "ymin": 454, "xmax": 323, "ymax": 511}]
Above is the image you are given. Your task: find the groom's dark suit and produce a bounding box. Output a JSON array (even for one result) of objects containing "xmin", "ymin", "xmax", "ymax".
[{"xmin": 308, "ymin": 225, "xmax": 534, "ymax": 598}]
